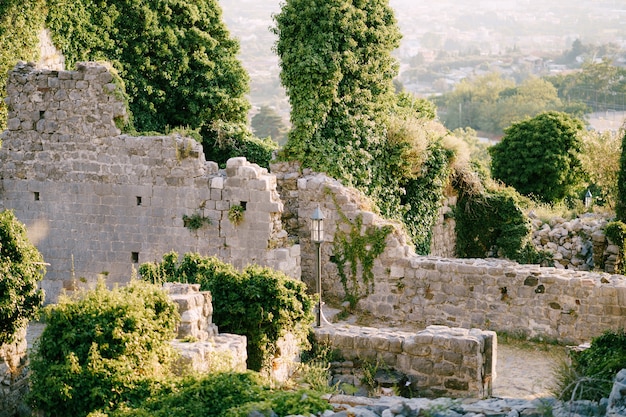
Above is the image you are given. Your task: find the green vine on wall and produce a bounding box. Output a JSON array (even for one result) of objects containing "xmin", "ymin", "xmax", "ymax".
[{"xmin": 329, "ymin": 194, "xmax": 393, "ymax": 308}]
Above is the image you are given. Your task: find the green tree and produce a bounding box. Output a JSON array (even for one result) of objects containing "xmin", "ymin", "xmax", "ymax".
[
  {"xmin": 251, "ymin": 106, "xmax": 288, "ymax": 145},
  {"xmin": 580, "ymin": 130, "xmax": 621, "ymax": 208},
  {"xmin": 46, "ymin": 0, "xmax": 253, "ymax": 156},
  {"xmin": 272, "ymin": 0, "xmax": 402, "ymax": 192},
  {"xmin": 0, "ymin": 210, "xmax": 45, "ymax": 345},
  {"xmin": 0, "ymin": 0, "xmax": 46, "ymax": 131},
  {"xmin": 490, "ymin": 111, "xmax": 585, "ymax": 204},
  {"xmin": 617, "ymin": 128, "xmax": 626, "ymax": 221}
]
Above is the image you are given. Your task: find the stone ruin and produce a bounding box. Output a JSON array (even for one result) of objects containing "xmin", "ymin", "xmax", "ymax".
[
  {"xmin": 1, "ymin": 60, "xmax": 626, "ymax": 411},
  {"xmin": 164, "ymin": 283, "xmax": 247, "ymax": 374}
]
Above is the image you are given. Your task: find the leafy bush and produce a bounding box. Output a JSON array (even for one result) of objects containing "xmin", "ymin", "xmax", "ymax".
[
  {"xmin": 453, "ymin": 170, "xmax": 551, "ymax": 264},
  {"xmin": 490, "ymin": 111, "xmax": 585, "ymax": 204},
  {"xmin": 554, "ymin": 329, "xmax": 626, "ymax": 402},
  {"xmin": 106, "ymin": 372, "xmax": 267, "ymax": 417},
  {"xmin": 228, "ymin": 390, "xmax": 331, "ymax": 417},
  {"xmin": 28, "ymin": 280, "xmax": 179, "ymax": 417},
  {"xmin": 0, "ymin": 209, "xmax": 45, "ymax": 345},
  {"xmin": 139, "ymin": 252, "xmax": 315, "ymax": 371}
]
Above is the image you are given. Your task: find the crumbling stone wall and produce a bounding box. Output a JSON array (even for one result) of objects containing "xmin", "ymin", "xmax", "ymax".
[
  {"xmin": 0, "ymin": 62, "xmax": 299, "ymax": 303},
  {"xmin": 165, "ymin": 283, "xmax": 247, "ymax": 374},
  {"xmin": 314, "ymin": 324, "xmax": 496, "ymax": 399},
  {"xmin": 273, "ymin": 163, "xmax": 626, "ymax": 344},
  {"xmin": 0, "ymin": 328, "xmax": 28, "ymax": 417}
]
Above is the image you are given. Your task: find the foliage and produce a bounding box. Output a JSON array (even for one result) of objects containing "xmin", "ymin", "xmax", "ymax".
[
  {"xmin": 554, "ymin": 329, "xmax": 626, "ymax": 402},
  {"xmin": 182, "ymin": 212, "xmax": 212, "ymax": 231},
  {"xmin": 401, "ymin": 141, "xmax": 453, "ymax": 254},
  {"xmin": 106, "ymin": 372, "xmax": 267, "ymax": 417},
  {"xmin": 45, "ymin": 0, "xmax": 255, "ymax": 160},
  {"xmin": 490, "ymin": 111, "xmax": 586, "ymax": 204},
  {"xmin": 579, "ymin": 130, "xmax": 621, "ymax": 208},
  {"xmin": 228, "ymin": 390, "xmax": 331, "ymax": 417},
  {"xmin": 273, "ymin": 0, "xmax": 401, "ymax": 193},
  {"xmin": 546, "ymin": 59, "xmax": 626, "ymax": 113},
  {"xmin": 251, "ymin": 106, "xmax": 289, "ymax": 146},
  {"xmin": 139, "ymin": 252, "xmax": 315, "ymax": 372},
  {"xmin": 0, "ymin": 210, "xmax": 45, "ymax": 345},
  {"xmin": 329, "ymin": 198, "xmax": 393, "ymax": 308},
  {"xmin": 617, "ymin": 129, "xmax": 626, "ymax": 222},
  {"xmin": 0, "ymin": 0, "xmax": 46, "ymax": 131},
  {"xmin": 436, "ymin": 73, "xmax": 567, "ymax": 136},
  {"xmin": 28, "ymin": 280, "xmax": 179, "ymax": 417},
  {"xmin": 202, "ymin": 121, "xmax": 279, "ymax": 168},
  {"xmin": 227, "ymin": 204, "xmax": 245, "ymax": 226},
  {"xmin": 453, "ymin": 170, "xmax": 551, "ymax": 264}
]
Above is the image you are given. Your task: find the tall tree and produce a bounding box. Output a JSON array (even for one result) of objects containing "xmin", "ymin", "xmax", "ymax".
[
  {"xmin": 490, "ymin": 111, "xmax": 585, "ymax": 204},
  {"xmin": 272, "ymin": 0, "xmax": 402, "ymax": 192},
  {"xmin": 46, "ymin": 0, "xmax": 251, "ymax": 136}
]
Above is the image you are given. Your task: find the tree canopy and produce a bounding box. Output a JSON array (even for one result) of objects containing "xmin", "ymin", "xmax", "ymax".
[
  {"xmin": 273, "ymin": 0, "xmax": 402, "ymax": 191},
  {"xmin": 489, "ymin": 111, "xmax": 585, "ymax": 203},
  {"xmin": 46, "ymin": 0, "xmax": 251, "ymax": 134}
]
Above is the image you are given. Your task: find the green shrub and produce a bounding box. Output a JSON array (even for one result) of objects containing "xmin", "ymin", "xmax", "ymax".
[
  {"xmin": 28, "ymin": 280, "xmax": 179, "ymax": 417},
  {"xmin": 228, "ymin": 390, "xmax": 331, "ymax": 417},
  {"xmin": 107, "ymin": 372, "xmax": 267, "ymax": 417},
  {"xmin": 139, "ymin": 252, "xmax": 315, "ymax": 372},
  {"xmin": 0, "ymin": 209, "xmax": 45, "ymax": 345},
  {"xmin": 453, "ymin": 171, "xmax": 551, "ymax": 264},
  {"xmin": 554, "ymin": 329, "xmax": 626, "ymax": 402}
]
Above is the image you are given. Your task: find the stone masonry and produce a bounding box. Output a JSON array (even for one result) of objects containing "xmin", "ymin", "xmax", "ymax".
[
  {"xmin": 0, "ymin": 62, "xmax": 299, "ymax": 303},
  {"xmin": 164, "ymin": 283, "xmax": 247, "ymax": 374},
  {"xmin": 272, "ymin": 163, "xmax": 626, "ymax": 344},
  {"xmin": 314, "ymin": 325, "xmax": 496, "ymax": 399}
]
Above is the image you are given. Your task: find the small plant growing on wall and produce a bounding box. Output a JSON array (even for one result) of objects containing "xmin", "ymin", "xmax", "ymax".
[
  {"xmin": 604, "ymin": 221, "xmax": 626, "ymax": 274},
  {"xmin": 228, "ymin": 204, "xmax": 245, "ymax": 226},
  {"xmin": 182, "ymin": 212, "xmax": 212, "ymax": 231}
]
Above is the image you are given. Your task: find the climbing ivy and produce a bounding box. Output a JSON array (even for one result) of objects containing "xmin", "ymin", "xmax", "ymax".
[
  {"xmin": 329, "ymin": 194, "xmax": 393, "ymax": 308},
  {"xmin": 605, "ymin": 221, "xmax": 626, "ymax": 274}
]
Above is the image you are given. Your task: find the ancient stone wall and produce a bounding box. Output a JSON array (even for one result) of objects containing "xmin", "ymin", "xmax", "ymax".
[
  {"xmin": 273, "ymin": 164, "xmax": 626, "ymax": 344},
  {"xmin": 0, "ymin": 328, "xmax": 28, "ymax": 417},
  {"xmin": 165, "ymin": 283, "xmax": 247, "ymax": 374},
  {"xmin": 314, "ymin": 325, "xmax": 496, "ymax": 399},
  {"xmin": 0, "ymin": 62, "xmax": 299, "ymax": 303}
]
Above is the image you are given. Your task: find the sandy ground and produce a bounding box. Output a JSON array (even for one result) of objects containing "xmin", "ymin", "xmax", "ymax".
[{"xmin": 26, "ymin": 321, "xmax": 565, "ymax": 400}]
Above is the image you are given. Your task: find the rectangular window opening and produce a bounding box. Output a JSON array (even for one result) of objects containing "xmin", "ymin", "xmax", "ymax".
[
  {"xmin": 240, "ymin": 201, "xmax": 247, "ymax": 210},
  {"xmin": 136, "ymin": 196, "xmax": 142, "ymax": 206},
  {"xmin": 34, "ymin": 192, "xmax": 40, "ymax": 201},
  {"xmin": 131, "ymin": 252, "xmax": 139, "ymax": 263}
]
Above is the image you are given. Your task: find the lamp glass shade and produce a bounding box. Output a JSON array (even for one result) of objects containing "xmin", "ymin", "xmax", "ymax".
[{"xmin": 310, "ymin": 206, "xmax": 325, "ymax": 243}]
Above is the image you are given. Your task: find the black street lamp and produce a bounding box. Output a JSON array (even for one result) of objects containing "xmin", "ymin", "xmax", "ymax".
[{"xmin": 310, "ymin": 205, "xmax": 328, "ymax": 327}]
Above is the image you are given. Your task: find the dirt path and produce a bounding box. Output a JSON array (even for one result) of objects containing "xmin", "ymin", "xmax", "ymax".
[{"xmin": 493, "ymin": 343, "xmax": 566, "ymax": 399}]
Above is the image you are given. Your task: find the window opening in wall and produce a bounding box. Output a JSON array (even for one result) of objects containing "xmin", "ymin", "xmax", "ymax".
[
  {"xmin": 136, "ymin": 196, "xmax": 142, "ymax": 206},
  {"xmin": 39, "ymin": 111, "xmax": 45, "ymax": 119},
  {"xmin": 34, "ymin": 192, "xmax": 40, "ymax": 201},
  {"xmin": 240, "ymin": 201, "xmax": 247, "ymax": 210},
  {"xmin": 131, "ymin": 252, "xmax": 139, "ymax": 263}
]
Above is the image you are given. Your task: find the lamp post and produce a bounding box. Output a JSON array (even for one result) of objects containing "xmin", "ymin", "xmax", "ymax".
[{"xmin": 310, "ymin": 205, "xmax": 326, "ymax": 327}]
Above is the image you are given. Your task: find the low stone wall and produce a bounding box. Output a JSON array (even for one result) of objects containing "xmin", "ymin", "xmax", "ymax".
[
  {"xmin": 275, "ymin": 165, "xmax": 626, "ymax": 344},
  {"xmin": 0, "ymin": 328, "xmax": 29, "ymax": 417},
  {"xmin": 314, "ymin": 324, "xmax": 496, "ymax": 399},
  {"xmin": 164, "ymin": 283, "xmax": 247, "ymax": 374}
]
